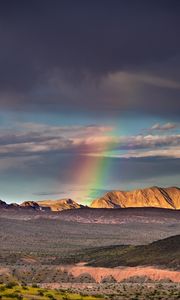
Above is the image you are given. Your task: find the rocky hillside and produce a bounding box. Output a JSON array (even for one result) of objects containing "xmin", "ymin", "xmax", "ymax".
[
  {"xmin": 37, "ymin": 198, "xmax": 84, "ymax": 211},
  {"xmin": 90, "ymin": 186, "xmax": 180, "ymax": 209}
]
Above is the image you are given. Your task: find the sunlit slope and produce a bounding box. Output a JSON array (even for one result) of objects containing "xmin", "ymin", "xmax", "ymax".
[
  {"xmin": 37, "ymin": 198, "xmax": 83, "ymax": 211},
  {"xmin": 91, "ymin": 187, "xmax": 180, "ymax": 209}
]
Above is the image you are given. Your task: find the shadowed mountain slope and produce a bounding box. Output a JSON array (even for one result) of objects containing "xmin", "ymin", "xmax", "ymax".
[{"xmin": 70, "ymin": 235, "xmax": 180, "ymax": 269}]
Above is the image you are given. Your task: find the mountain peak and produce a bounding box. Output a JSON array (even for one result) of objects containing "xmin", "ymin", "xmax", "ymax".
[{"xmin": 90, "ymin": 186, "xmax": 180, "ymax": 209}]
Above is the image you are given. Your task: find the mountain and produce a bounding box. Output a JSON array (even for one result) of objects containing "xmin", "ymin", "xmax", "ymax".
[
  {"xmin": 37, "ymin": 198, "xmax": 84, "ymax": 211},
  {"xmin": 90, "ymin": 186, "xmax": 180, "ymax": 209}
]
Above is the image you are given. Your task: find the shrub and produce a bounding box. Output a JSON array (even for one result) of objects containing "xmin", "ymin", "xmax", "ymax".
[
  {"xmin": 46, "ymin": 293, "xmax": 56, "ymax": 300},
  {"xmin": 38, "ymin": 290, "xmax": 44, "ymax": 296},
  {"xmin": 4, "ymin": 293, "xmax": 22, "ymax": 299},
  {"xmin": 31, "ymin": 283, "xmax": 38, "ymax": 288},
  {"xmin": 5, "ymin": 282, "xmax": 17, "ymax": 289}
]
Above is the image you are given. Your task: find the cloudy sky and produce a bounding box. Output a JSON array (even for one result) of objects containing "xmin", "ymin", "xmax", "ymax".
[{"xmin": 0, "ymin": 0, "xmax": 180, "ymax": 204}]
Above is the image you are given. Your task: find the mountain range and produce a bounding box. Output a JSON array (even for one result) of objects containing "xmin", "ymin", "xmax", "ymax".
[
  {"xmin": 0, "ymin": 198, "xmax": 84, "ymax": 212},
  {"xmin": 0, "ymin": 186, "xmax": 180, "ymax": 212}
]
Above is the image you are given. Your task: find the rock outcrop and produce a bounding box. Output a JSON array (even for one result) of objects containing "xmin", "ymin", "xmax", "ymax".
[{"xmin": 20, "ymin": 201, "xmax": 41, "ymax": 210}]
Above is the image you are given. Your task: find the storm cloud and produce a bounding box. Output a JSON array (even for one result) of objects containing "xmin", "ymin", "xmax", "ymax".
[{"xmin": 0, "ymin": 0, "xmax": 180, "ymax": 117}]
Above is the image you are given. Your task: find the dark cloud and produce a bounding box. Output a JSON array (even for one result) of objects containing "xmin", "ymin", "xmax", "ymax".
[
  {"xmin": 1, "ymin": 153, "xmax": 179, "ymax": 187},
  {"xmin": 110, "ymin": 156, "xmax": 180, "ymax": 182},
  {"xmin": 0, "ymin": 0, "xmax": 180, "ymax": 116},
  {"xmin": 0, "ymin": 123, "xmax": 179, "ymax": 158},
  {"xmin": 32, "ymin": 191, "xmax": 66, "ymax": 196}
]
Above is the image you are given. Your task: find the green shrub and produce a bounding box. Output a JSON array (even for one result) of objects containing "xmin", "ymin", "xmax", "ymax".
[
  {"xmin": 5, "ymin": 282, "xmax": 17, "ymax": 289},
  {"xmin": 4, "ymin": 293, "xmax": 22, "ymax": 299},
  {"xmin": 46, "ymin": 293, "xmax": 56, "ymax": 300},
  {"xmin": 38, "ymin": 289, "xmax": 44, "ymax": 296},
  {"xmin": 31, "ymin": 283, "xmax": 38, "ymax": 288}
]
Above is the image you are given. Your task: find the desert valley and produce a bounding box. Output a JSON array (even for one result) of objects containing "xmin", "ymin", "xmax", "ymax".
[{"xmin": 0, "ymin": 187, "xmax": 180, "ymax": 299}]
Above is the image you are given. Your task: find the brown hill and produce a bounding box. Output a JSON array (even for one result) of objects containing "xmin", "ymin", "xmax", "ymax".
[
  {"xmin": 37, "ymin": 198, "xmax": 83, "ymax": 211},
  {"xmin": 90, "ymin": 186, "xmax": 180, "ymax": 209}
]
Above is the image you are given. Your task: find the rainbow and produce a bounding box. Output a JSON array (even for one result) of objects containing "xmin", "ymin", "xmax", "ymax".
[{"xmin": 73, "ymin": 130, "xmax": 118, "ymax": 204}]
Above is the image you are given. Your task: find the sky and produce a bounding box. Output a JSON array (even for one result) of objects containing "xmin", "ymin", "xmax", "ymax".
[{"xmin": 0, "ymin": 0, "xmax": 180, "ymax": 204}]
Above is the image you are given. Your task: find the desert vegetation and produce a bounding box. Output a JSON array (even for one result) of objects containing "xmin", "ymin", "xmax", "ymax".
[
  {"xmin": 0, "ymin": 283, "xmax": 104, "ymax": 299},
  {"xmin": 0, "ymin": 211, "xmax": 179, "ymax": 299},
  {"xmin": 0, "ymin": 282, "xmax": 180, "ymax": 300}
]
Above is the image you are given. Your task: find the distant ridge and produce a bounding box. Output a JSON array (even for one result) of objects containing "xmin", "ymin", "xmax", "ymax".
[
  {"xmin": 0, "ymin": 198, "xmax": 84, "ymax": 212},
  {"xmin": 90, "ymin": 186, "xmax": 180, "ymax": 209}
]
